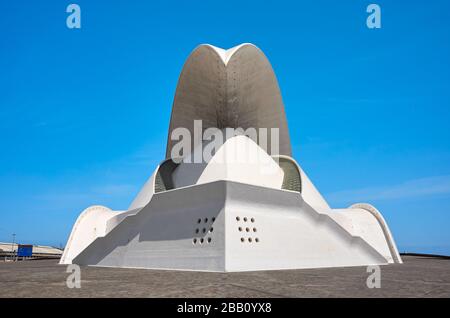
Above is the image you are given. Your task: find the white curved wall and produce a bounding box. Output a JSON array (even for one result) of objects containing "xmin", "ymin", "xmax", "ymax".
[
  {"xmin": 325, "ymin": 207, "xmax": 402, "ymax": 264},
  {"xmin": 172, "ymin": 135, "xmax": 284, "ymax": 190},
  {"xmin": 127, "ymin": 164, "xmax": 159, "ymax": 210},
  {"xmin": 60, "ymin": 205, "xmax": 118, "ymax": 264}
]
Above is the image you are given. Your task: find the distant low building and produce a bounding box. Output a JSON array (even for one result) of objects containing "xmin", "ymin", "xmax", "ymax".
[{"xmin": 0, "ymin": 242, "xmax": 63, "ymax": 259}]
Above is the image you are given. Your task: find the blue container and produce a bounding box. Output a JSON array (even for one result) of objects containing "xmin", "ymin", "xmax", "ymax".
[{"xmin": 17, "ymin": 245, "xmax": 33, "ymax": 257}]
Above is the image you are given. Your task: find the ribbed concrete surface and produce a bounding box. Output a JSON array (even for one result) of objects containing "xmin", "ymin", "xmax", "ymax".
[
  {"xmin": 166, "ymin": 44, "xmax": 292, "ymax": 159},
  {"xmin": 0, "ymin": 256, "xmax": 449, "ymax": 297}
]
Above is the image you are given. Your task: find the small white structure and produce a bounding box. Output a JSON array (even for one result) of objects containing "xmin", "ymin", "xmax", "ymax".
[{"xmin": 60, "ymin": 44, "xmax": 402, "ymax": 271}]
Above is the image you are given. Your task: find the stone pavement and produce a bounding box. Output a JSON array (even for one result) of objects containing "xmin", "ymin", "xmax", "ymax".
[{"xmin": 0, "ymin": 256, "xmax": 449, "ymax": 297}]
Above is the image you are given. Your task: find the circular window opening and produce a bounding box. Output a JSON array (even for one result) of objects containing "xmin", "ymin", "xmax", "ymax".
[
  {"xmin": 195, "ymin": 228, "xmax": 199, "ymax": 234},
  {"xmin": 253, "ymin": 228, "xmax": 257, "ymax": 232},
  {"xmin": 193, "ymin": 238, "xmax": 197, "ymax": 244},
  {"xmin": 248, "ymin": 238, "xmax": 252, "ymax": 243},
  {"xmin": 197, "ymin": 218, "xmax": 201, "ymax": 224},
  {"xmin": 212, "ymin": 217, "xmax": 216, "ymax": 222},
  {"xmin": 202, "ymin": 228, "xmax": 206, "ymax": 233},
  {"xmin": 251, "ymin": 218, "xmax": 255, "ymax": 223},
  {"xmin": 204, "ymin": 218, "xmax": 208, "ymax": 223},
  {"xmin": 245, "ymin": 227, "xmax": 250, "ymax": 232},
  {"xmin": 236, "ymin": 216, "xmax": 240, "ymax": 221},
  {"xmin": 200, "ymin": 238, "xmax": 204, "ymax": 244},
  {"xmin": 207, "ymin": 237, "xmax": 212, "ymax": 243},
  {"xmin": 238, "ymin": 227, "xmax": 242, "ymax": 232},
  {"xmin": 243, "ymin": 217, "xmax": 248, "ymax": 222},
  {"xmin": 209, "ymin": 227, "xmax": 213, "ymax": 233},
  {"xmin": 255, "ymin": 238, "xmax": 259, "ymax": 243},
  {"xmin": 240, "ymin": 238, "xmax": 245, "ymax": 242}
]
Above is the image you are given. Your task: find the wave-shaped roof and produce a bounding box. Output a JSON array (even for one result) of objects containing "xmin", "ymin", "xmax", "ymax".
[{"xmin": 165, "ymin": 43, "xmax": 291, "ymax": 158}]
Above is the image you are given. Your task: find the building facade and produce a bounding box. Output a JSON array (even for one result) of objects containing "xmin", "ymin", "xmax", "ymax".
[{"xmin": 60, "ymin": 44, "xmax": 402, "ymax": 271}]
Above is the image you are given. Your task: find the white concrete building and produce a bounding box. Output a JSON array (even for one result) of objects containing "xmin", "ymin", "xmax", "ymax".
[{"xmin": 60, "ymin": 44, "xmax": 402, "ymax": 271}]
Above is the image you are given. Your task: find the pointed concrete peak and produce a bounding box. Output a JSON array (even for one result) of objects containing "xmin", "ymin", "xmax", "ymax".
[{"xmin": 198, "ymin": 43, "xmax": 259, "ymax": 65}]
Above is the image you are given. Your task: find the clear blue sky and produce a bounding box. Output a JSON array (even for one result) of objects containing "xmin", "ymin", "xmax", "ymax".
[{"xmin": 1, "ymin": 1, "xmax": 450, "ymax": 254}]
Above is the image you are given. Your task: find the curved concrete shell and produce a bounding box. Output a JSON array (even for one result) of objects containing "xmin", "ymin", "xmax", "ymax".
[
  {"xmin": 165, "ymin": 43, "xmax": 292, "ymax": 158},
  {"xmin": 61, "ymin": 43, "xmax": 402, "ymax": 272}
]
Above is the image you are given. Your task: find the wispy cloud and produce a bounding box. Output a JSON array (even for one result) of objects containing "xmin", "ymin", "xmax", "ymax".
[{"xmin": 326, "ymin": 175, "xmax": 450, "ymax": 204}]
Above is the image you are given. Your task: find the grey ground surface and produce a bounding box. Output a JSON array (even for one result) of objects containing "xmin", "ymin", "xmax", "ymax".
[{"xmin": 0, "ymin": 256, "xmax": 449, "ymax": 297}]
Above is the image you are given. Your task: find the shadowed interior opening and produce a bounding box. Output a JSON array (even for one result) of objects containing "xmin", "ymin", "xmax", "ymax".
[
  {"xmin": 277, "ymin": 157, "xmax": 302, "ymax": 193},
  {"xmin": 154, "ymin": 160, "xmax": 179, "ymax": 193}
]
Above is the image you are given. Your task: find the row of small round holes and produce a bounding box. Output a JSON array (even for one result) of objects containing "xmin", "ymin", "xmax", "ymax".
[
  {"xmin": 241, "ymin": 237, "xmax": 259, "ymax": 243},
  {"xmin": 236, "ymin": 216, "xmax": 254, "ymax": 223},
  {"xmin": 238, "ymin": 227, "xmax": 256, "ymax": 233},
  {"xmin": 198, "ymin": 217, "xmax": 216, "ymax": 224},
  {"xmin": 195, "ymin": 227, "xmax": 213, "ymax": 234},
  {"xmin": 193, "ymin": 237, "xmax": 212, "ymax": 244},
  {"xmin": 236, "ymin": 216, "xmax": 259, "ymax": 243}
]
